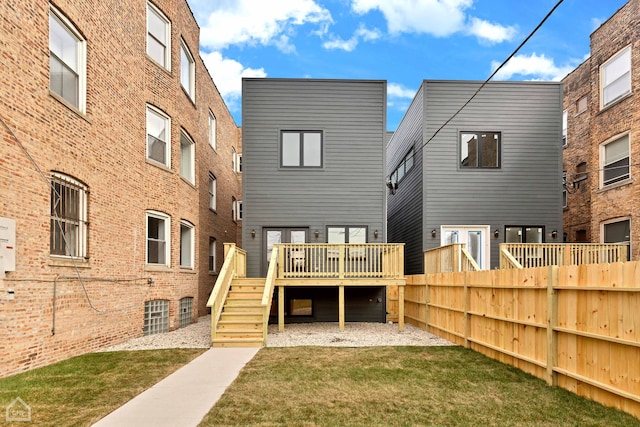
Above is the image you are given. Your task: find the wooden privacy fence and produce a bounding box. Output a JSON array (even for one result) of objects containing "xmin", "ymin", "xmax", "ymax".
[
  {"xmin": 500, "ymin": 243, "xmax": 627, "ymax": 269},
  {"xmin": 424, "ymin": 243, "xmax": 480, "ymax": 273},
  {"xmin": 405, "ymin": 262, "xmax": 640, "ymax": 419}
]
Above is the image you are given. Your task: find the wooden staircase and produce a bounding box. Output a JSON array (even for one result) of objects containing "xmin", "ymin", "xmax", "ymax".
[{"xmin": 212, "ymin": 278, "xmax": 266, "ymax": 348}]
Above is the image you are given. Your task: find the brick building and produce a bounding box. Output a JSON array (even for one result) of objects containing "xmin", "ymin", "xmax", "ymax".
[
  {"xmin": 562, "ymin": 0, "xmax": 639, "ymax": 259},
  {"xmin": 0, "ymin": 0, "xmax": 242, "ymax": 377}
]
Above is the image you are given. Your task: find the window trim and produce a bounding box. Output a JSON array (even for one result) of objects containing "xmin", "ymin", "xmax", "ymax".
[
  {"xmin": 179, "ymin": 220, "xmax": 195, "ymax": 269},
  {"xmin": 146, "ymin": 210, "xmax": 171, "ymax": 267},
  {"xmin": 146, "ymin": 105, "xmax": 171, "ymax": 168},
  {"xmin": 49, "ymin": 4, "xmax": 87, "ymax": 113},
  {"xmin": 600, "ymin": 45, "xmax": 632, "ymax": 109},
  {"xmin": 146, "ymin": 1, "xmax": 171, "ymax": 71},
  {"xmin": 280, "ymin": 130, "xmax": 324, "ymax": 168},
  {"xmin": 459, "ymin": 131, "xmax": 501, "ymax": 169},
  {"xmin": 50, "ymin": 172, "xmax": 88, "ymax": 259},
  {"xmin": 208, "ymin": 172, "xmax": 216, "ymax": 211},
  {"xmin": 180, "ymin": 130, "xmax": 195, "ymax": 184},
  {"xmin": 600, "ymin": 132, "xmax": 630, "ymax": 189},
  {"xmin": 180, "ymin": 39, "xmax": 195, "ymax": 101}
]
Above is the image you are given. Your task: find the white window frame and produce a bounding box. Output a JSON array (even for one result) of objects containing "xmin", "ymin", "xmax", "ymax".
[
  {"xmin": 49, "ymin": 5, "xmax": 86, "ymax": 112},
  {"xmin": 146, "ymin": 210, "xmax": 170, "ymax": 267},
  {"xmin": 232, "ymin": 197, "xmax": 237, "ymax": 222},
  {"xmin": 600, "ymin": 132, "xmax": 630, "ymax": 188},
  {"xmin": 50, "ymin": 172, "xmax": 88, "ymax": 259},
  {"xmin": 209, "ymin": 237, "xmax": 217, "ymax": 273},
  {"xmin": 209, "ymin": 111, "xmax": 216, "ymax": 150},
  {"xmin": 562, "ymin": 110, "xmax": 568, "ymax": 148},
  {"xmin": 180, "ymin": 130, "xmax": 195, "ymax": 184},
  {"xmin": 208, "ymin": 172, "xmax": 216, "ymax": 211},
  {"xmin": 146, "ymin": 1, "xmax": 171, "ymax": 70},
  {"xmin": 232, "ymin": 147, "xmax": 237, "ymax": 173},
  {"xmin": 235, "ymin": 200, "xmax": 243, "ymax": 221},
  {"xmin": 602, "ymin": 217, "xmax": 631, "ymax": 261},
  {"xmin": 180, "ymin": 220, "xmax": 195, "ymax": 269},
  {"xmin": 146, "ymin": 105, "xmax": 171, "ymax": 168},
  {"xmin": 600, "ymin": 45, "xmax": 631, "ymax": 109},
  {"xmin": 180, "ymin": 40, "xmax": 195, "ymax": 101},
  {"xmin": 237, "ymin": 153, "xmax": 243, "ymax": 173}
]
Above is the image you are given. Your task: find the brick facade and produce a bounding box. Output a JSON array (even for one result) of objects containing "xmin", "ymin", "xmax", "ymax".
[
  {"xmin": 0, "ymin": 0, "xmax": 242, "ymax": 378},
  {"xmin": 562, "ymin": 0, "xmax": 640, "ymax": 259}
]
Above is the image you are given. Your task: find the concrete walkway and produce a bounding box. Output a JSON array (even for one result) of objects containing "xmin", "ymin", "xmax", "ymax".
[{"xmin": 92, "ymin": 347, "xmax": 259, "ymax": 427}]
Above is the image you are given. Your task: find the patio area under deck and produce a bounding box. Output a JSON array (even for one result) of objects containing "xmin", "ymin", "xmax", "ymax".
[{"xmin": 271, "ymin": 243, "xmax": 406, "ymax": 332}]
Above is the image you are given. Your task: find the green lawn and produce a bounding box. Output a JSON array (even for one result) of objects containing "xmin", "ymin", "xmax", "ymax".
[
  {"xmin": 0, "ymin": 349, "xmax": 205, "ymax": 427},
  {"xmin": 201, "ymin": 346, "xmax": 640, "ymax": 427}
]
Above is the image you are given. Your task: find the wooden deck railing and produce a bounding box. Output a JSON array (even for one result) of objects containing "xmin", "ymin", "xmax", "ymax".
[
  {"xmin": 276, "ymin": 243, "xmax": 404, "ymax": 279},
  {"xmin": 424, "ymin": 243, "xmax": 481, "ymax": 273},
  {"xmin": 206, "ymin": 243, "xmax": 246, "ymax": 341},
  {"xmin": 500, "ymin": 243, "xmax": 628, "ymax": 269},
  {"xmin": 261, "ymin": 246, "xmax": 279, "ymax": 344}
]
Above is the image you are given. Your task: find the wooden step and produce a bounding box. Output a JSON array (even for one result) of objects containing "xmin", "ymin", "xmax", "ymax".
[
  {"xmin": 227, "ymin": 290, "xmax": 264, "ymax": 299},
  {"xmin": 218, "ymin": 320, "xmax": 262, "ymax": 331},
  {"xmin": 220, "ymin": 314, "xmax": 263, "ymax": 323},
  {"xmin": 215, "ymin": 329, "xmax": 262, "ymax": 338},
  {"xmin": 212, "ymin": 338, "xmax": 263, "ymax": 348},
  {"xmin": 224, "ymin": 298, "xmax": 262, "ymax": 307}
]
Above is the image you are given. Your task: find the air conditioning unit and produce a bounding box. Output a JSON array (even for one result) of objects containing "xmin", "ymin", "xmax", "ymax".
[{"xmin": 0, "ymin": 217, "xmax": 16, "ymax": 274}]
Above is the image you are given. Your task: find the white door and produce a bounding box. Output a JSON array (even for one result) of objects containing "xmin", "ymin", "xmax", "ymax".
[{"xmin": 440, "ymin": 225, "xmax": 490, "ymax": 270}]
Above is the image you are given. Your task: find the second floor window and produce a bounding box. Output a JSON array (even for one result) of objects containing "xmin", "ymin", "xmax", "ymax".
[
  {"xmin": 601, "ymin": 46, "xmax": 631, "ymax": 108},
  {"xmin": 460, "ymin": 132, "xmax": 500, "ymax": 169},
  {"xmin": 209, "ymin": 111, "xmax": 216, "ymax": 150},
  {"xmin": 147, "ymin": 211, "xmax": 170, "ymax": 266},
  {"xmin": 281, "ymin": 131, "xmax": 323, "ymax": 168},
  {"xmin": 146, "ymin": 2, "xmax": 170, "ymax": 70},
  {"xmin": 208, "ymin": 173, "xmax": 216, "ymax": 210},
  {"xmin": 49, "ymin": 5, "xmax": 86, "ymax": 111},
  {"xmin": 146, "ymin": 106, "xmax": 171, "ymax": 167},
  {"xmin": 180, "ymin": 41, "xmax": 195, "ymax": 100},
  {"xmin": 209, "ymin": 237, "xmax": 217, "ymax": 272},
  {"xmin": 601, "ymin": 134, "xmax": 630, "ymax": 187},
  {"xmin": 180, "ymin": 220, "xmax": 194, "ymax": 269},
  {"xmin": 50, "ymin": 173, "xmax": 88, "ymax": 258}
]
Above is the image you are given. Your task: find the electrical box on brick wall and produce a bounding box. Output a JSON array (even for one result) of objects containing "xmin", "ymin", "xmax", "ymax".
[{"xmin": 0, "ymin": 217, "xmax": 16, "ymax": 272}]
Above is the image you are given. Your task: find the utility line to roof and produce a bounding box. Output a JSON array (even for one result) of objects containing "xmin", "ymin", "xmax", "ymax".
[{"xmin": 388, "ymin": 0, "xmax": 566, "ymax": 184}]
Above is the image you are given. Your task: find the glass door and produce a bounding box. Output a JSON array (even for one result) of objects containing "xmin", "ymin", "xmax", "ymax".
[
  {"xmin": 440, "ymin": 226, "xmax": 490, "ymax": 270},
  {"xmin": 262, "ymin": 228, "xmax": 308, "ymax": 275}
]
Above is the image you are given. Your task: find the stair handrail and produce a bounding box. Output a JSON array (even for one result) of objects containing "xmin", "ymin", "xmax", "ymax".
[
  {"xmin": 261, "ymin": 246, "xmax": 279, "ymax": 345},
  {"xmin": 500, "ymin": 246, "xmax": 524, "ymax": 269},
  {"xmin": 206, "ymin": 244, "xmax": 241, "ymax": 342},
  {"xmin": 460, "ymin": 247, "xmax": 481, "ymax": 271}
]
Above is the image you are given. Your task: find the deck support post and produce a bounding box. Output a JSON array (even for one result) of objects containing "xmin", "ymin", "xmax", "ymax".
[
  {"xmin": 278, "ymin": 286, "xmax": 285, "ymax": 331},
  {"xmin": 338, "ymin": 285, "xmax": 345, "ymax": 331}
]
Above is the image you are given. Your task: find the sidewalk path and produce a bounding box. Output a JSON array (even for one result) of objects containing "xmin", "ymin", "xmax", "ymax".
[{"xmin": 92, "ymin": 347, "xmax": 259, "ymax": 427}]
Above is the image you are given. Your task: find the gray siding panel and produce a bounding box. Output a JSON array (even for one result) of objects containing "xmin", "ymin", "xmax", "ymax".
[
  {"xmin": 243, "ymin": 79, "xmax": 387, "ymax": 276},
  {"xmin": 422, "ymin": 81, "xmax": 563, "ymax": 268},
  {"xmin": 387, "ymin": 86, "xmax": 424, "ymax": 274}
]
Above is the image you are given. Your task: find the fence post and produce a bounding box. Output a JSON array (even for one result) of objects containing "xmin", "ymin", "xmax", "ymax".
[
  {"xmin": 425, "ymin": 272, "xmax": 430, "ymax": 332},
  {"xmin": 546, "ymin": 265, "xmax": 558, "ymax": 386},
  {"xmin": 464, "ymin": 271, "xmax": 470, "ymax": 348},
  {"xmin": 563, "ymin": 245, "xmax": 571, "ymax": 266}
]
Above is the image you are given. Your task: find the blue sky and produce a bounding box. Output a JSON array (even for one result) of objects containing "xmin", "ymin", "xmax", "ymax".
[{"xmin": 186, "ymin": 0, "xmax": 627, "ymax": 130}]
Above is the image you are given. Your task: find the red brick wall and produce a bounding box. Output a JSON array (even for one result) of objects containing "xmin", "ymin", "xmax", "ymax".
[{"xmin": 0, "ymin": 0, "xmax": 241, "ymax": 378}]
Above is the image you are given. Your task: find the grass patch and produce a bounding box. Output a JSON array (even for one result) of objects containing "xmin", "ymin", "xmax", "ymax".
[
  {"xmin": 202, "ymin": 346, "xmax": 640, "ymax": 427},
  {"xmin": 0, "ymin": 349, "xmax": 205, "ymax": 426}
]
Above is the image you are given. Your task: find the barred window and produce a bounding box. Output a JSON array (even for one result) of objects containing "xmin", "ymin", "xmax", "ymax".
[{"xmin": 50, "ymin": 173, "xmax": 88, "ymax": 258}]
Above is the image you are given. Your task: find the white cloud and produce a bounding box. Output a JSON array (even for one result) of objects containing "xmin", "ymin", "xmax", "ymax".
[
  {"xmin": 467, "ymin": 17, "xmax": 517, "ymax": 44},
  {"xmin": 200, "ymin": 51, "xmax": 267, "ymax": 110},
  {"xmin": 350, "ymin": 0, "xmax": 515, "ymax": 44},
  {"xmin": 387, "ymin": 82, "xmax": 415, "ymax": 99},
  {"xmin": 199, "ymin": 0, "xmax": 332, "ymax": 52},
  {"xmin": 323, "ymin": 24, "xmax": 381, "ymax": 52},
  {"xmin": 491, "ymin": 53, "xmax": 575, "ymax": 81}
]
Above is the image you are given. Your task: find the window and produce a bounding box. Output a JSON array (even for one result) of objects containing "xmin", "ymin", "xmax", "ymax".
[
  {"xmin": 179, "ymin": 297, "xmax": 193, "ymax": 328},
  {"xmin": 180, "ymin": 40, "xmax": 195, "ymax": 100},
  {"xmin": 146, "ymin": 2, "xmax": 170, "ymax": 69},
  {"xmin": 208, "ymin": 111, "xmax": 216, "ymax": 150},
  {"xmin": 208, "ymin": 173, "xmax": 216, "ymax": 210},
  {"xmin": 146, "ymin": 106, "xmax": 171, "ymax": 167},
  {"xmin": 576, "ymin": 96, "xmax": 588, "ymax": 114},
  {"xmin": 232, "ymin": 147, "xmax": 237, "ymax": 173},
  {"xmin": 281, "ymin": 131, "xmax": 322, "ymax": 167},
  {"xmin": 601, "ymin": 46, "xmax": 631, "ymax": 108},
  {"xmin": 389, "ymin": 147, "xmax": 415, "ymax": 187},
  {"xmin": 209, "ymin": 237, "xmax": 217, "ymax": 272},
  {"xmin": 144, "ymin": 300, "xmax": 169, "ymax": 335},
  {"xmin": 601, "ymin": 134, "xmax": 630, "ymax": 187},
  {"xmin": 235, "ymin": 200, "xmax": 243, "ymax": 221},
  {"xmin": 232, "ymin": 197, "xmax": 237, "ymax": 222},
  {"xmin": 460, "ymin": 132, "xmax": 500, "ymax": 168},
  {"xmin": 505, "ymin": 226, "xmax": 544, "ymax": 243},
  {"xmin": 562, "ymin": 172, "xmax": 567, "ymax": 208},
  {"xmin": 146, "ymin": 211, "xmax": 170, "ymax": 266},
  {"xmin": 50, "ymin": 173, "xmax": 88, "ymax": 258},
  {"xmin": 180, "ymin": 131, "xmax": 195, "ymax": 184},
  {"xmin": 180, "ymin": 220, "xmax": 194, "ymax": 269},
  {"xmin": 49, "ymin": 5, "xmax": 86, "ymax": 111},
  {"xmin": 603, "ymin": 218, "xmax": 631, "ymax": 261},
  {"xmin": 232, "ymin": 148, "xmax": 243, "ymax": 173},
  {"xmin": 575, "ymin": 162, "xmax": 587, "ymax": 183},
  {"xmin": 562, "ymin": 110, "xmax": 568, "ymax": 147},
  {"xmin": 237, "ymin": 153, "xmax": 243, "ymax": 173},
  {"xmin": 327, "ymin": 226, "xmax": 367, "ymax": 244}
]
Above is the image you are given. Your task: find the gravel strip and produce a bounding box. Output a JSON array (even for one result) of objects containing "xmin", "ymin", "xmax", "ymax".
[{"xmin": 98, "ymin": 315, "xmax": 454, "ymax": 352}]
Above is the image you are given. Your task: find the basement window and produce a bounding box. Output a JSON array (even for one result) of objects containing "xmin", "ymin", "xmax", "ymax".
[
  {"xmin": 144, "ymin": 300, "xmax": 169, "ymax": 335},
  {"xmin": 179, "ymin": 297, "xmax": 193, "ymax": 328},
  {"xmin": 290, "ymin": 299, "xmax": 313, "ymax": 316}
]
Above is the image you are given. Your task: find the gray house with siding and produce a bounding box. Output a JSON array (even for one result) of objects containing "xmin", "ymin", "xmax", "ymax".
[
  {"xmin": 242, "ymin": 78, "xmax": 388, "ymax": 322},
  {"xmin": 387, "ymin": 80, "xmax": 563, "ymax": 274}
]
